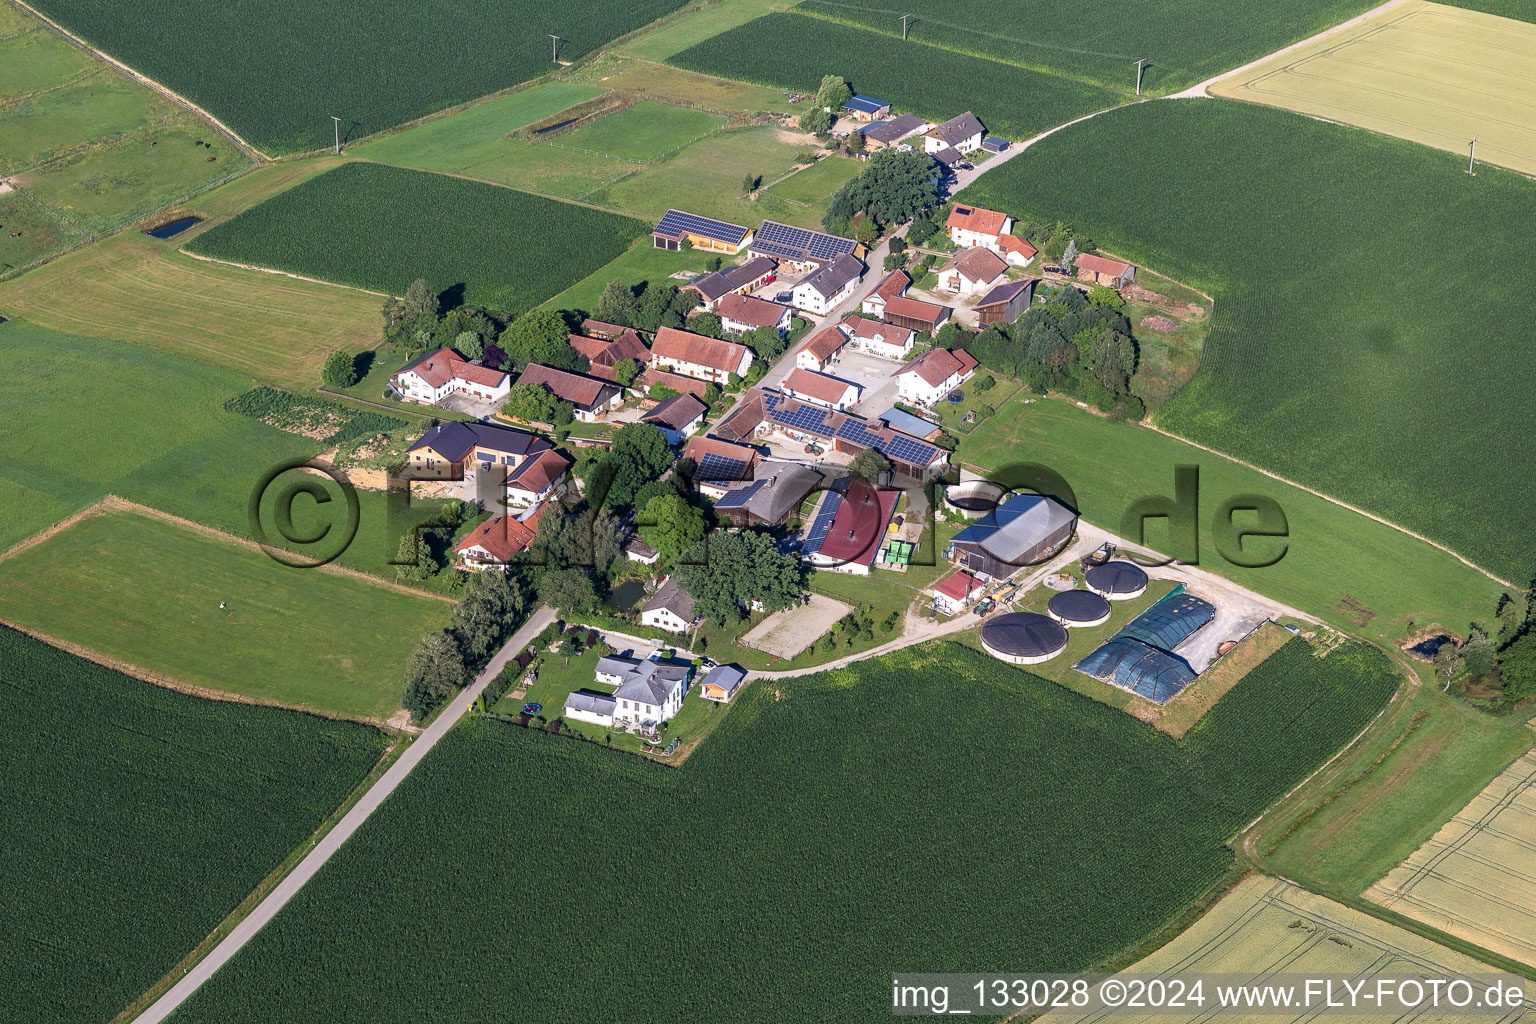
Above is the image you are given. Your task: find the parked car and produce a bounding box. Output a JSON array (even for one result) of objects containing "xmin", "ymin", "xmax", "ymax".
[
  {"xmin": 774, "ymin": 291, "xmax": 792, "ymax": 303},
  {"xmin": 1042, "ymin": 265, "xmax": 1067, "ymax": 276}
]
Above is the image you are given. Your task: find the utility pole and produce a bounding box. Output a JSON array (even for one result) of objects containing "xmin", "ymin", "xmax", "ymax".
[
  {"xmin": 550, "ymin": 34, "xmax": 560, "ymax": 64},
  {"xmin": 1467, "ymin": 135, "xmax": 1477, "ymax": 175},
  {"xmin": 1135, "ymin": 58, "xmax": 1148, "ymax": 96},
  {"xmin": 900, "ymin": 14, "xmax": 911, "ymax": 40},
  {"xmin": 331, "ymin": 115, "xmax": 341, "ymax": 155}
]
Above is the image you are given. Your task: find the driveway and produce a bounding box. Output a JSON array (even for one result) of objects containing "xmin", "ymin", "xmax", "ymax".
[{"xmin": 437, "ymin": 392, "xmax": 502, "ymax": 418}]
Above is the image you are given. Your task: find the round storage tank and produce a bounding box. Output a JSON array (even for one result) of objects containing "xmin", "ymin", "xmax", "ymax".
[
  {"xmin": 1047, "ymin": 589, "xmax": 1112, "ymax": 627},
  {"xmin": 943, "ymin": 479, "xmax": 1005, "ymax": 519},
  {"xmin": 979, "ymin": 612, "xmax": 1070, "ymax": 665},
  {"xmin": 1085, "ymin": 560, "xmax": 1148, "ymax": 600}
]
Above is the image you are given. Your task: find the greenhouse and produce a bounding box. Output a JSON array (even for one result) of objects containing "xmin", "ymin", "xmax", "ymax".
[{"xmin": 1073, "ymin": 637, "xmax": 1198, "ymax": 704}]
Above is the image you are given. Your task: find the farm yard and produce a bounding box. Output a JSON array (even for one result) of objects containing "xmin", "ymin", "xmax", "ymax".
[
  {"xmin": 0, "ymin": 626, "xmax": 389, "ymax": 1024},
  {"xmin": 1366, "ymin": 750, "xmax": 1536, "ymax": 967},
  {"xmin": 22, "ymin": 0, "xmax": 694, "ymax": 154},
  {"xmin": 184, "ymin": 161, "xmax": 648, "ymax": 315},
  {"xmin": 961, "ymin": 99, "xmax": 1536, "ymax": 584},
  {"xmin": 1213, "ymin": 1, "xmax": 1536, "ymax": 177},
  {"xmin": 164, "ymin": 640, "xmax": 1395, "ymax": 1024}
]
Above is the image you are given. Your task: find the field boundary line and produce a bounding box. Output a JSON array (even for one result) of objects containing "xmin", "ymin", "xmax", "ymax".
[
  {"xmin": 347, "ymin": 157, "xmax": 646, "ymax": 219},
  {"xmin": 6, "ymin": 0, "xmax": 266, "ymax": 161},
  {"xmin": 1139, "ymin": 421, "xmax": 1514, "ymax": 589},
  {"xmin": 178, "ymin": 249, "xmax": 393, "ymax": 298}
]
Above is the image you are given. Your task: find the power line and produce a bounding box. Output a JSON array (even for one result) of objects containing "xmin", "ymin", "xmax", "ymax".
[
  {"xmin": 550, "ymin": 34, "xmax": 561, "ymax": 64},
  {"xmin": 1134, "ymin": 58, "xmax": 1148, "ymax": 96},
  {"xmin": 900, "ymin": 13, "xmax": 910, "ymax": 40},
  {"xmin": 331, "ymin": 115, "xmax": 341, "ymax": 155},
  {"xmin": 1467, "ymin": 135, "xmax": 1477, "ymax": 175}
]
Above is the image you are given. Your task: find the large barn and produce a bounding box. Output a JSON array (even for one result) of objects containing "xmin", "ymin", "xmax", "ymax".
[{"xmin": 947, "ymin": 493, "xmax": 1078, "ymax": 579}]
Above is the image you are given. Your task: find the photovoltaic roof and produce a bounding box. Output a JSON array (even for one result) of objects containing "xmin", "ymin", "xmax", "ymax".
[
  {"xmin": 760, "ymin": 391, "xmax": 942, "ymax": 469},
  {"xmin": 714, "ymin": 479, "xmax": 767, "ymax": 510},
  {"xmin": 801, "ymin": 492, "xmax": 843, "ymax": 556},
  {"xmin": 695, "ymin": 452, "xmax": 752, "ymax": 485},
  {"xmin": 1074, "ymin": 638, "xmax": 1196, "ymax": 704},
  {"xmin": 843, "ymin": 95, "xmax": 887, "ymax": 114},
  {"xmin": 655, "ymin": 209, "xmax": 751, "ymax": 246},
  {"xmin": 1112, "ymin": 587, "xmax": 1214, "ymax": 652},
  {"xmin": 754, "ymin": 220, "xmax": 857, "ymax": 264}
]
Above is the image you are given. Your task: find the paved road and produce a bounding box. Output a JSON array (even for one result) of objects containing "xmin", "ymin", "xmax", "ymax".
[{"xmin": 131, "ymin": 604, "xmax": 557, "ymax": 1024}]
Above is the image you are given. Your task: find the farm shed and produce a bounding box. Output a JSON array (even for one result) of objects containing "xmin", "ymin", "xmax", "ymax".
[
  {"xmin": 947, "ymin": 493, "xmax": 1078, "ymax": 578},
  {"xmin": 974, "ymin": 279, "xmax": 1035, "ymax": 326},
  {"xmin": 653, "ymin": 209, "xmax": 754, "ymax": 253}
]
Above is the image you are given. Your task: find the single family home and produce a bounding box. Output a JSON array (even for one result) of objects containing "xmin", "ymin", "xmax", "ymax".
[
  {"xmin": 924, "ymin": 111, "xmax": 985, "ymax": 156},
  {"xmin": 505, "ymin": 449, "xmax": 571, "ymax": 508},
  {"xmin": 842, "ymin": 314, "xmax": 915, "ymax": 360},
  {"xmin": 782, "ymin": 367, "xmax": 861, "ymax": 412},
  {"xmin": 641, "ymin": 393, "xmax": 708, "ymax": 446},
  {"xmin": 453, "ymin": 506, "xmax": 545, "ymax": 570},
  {"xmin": 896, "ymin": 347, "xmax": 978, "ymax": 407},
  {"xmin": 404, "ymin": 420, "xmax": 552, "ymax": 480},
  {"xmin": 998, "ymin": 234, "xmax": 1037, "ymax": 266},
  {"xmin": 861, "ymin": 269, "xmax": 910, "ymax": 318},
  {"xmin": 716, "ymin": 293, "xmax": 792, "ymax": 337},
  {"xmin": 794, "ymin": 323, "xmax": 849, "ymax": 373},
  {"xmin": 946, "ymin": 204, "xmax": 1013, "ymax": 251},
  {"xmin": 639, "ymin": 576, "xmax": 700, "ymax": 634},
  {"xmin": 936, "ymin": 247, "xmax": 1008, "ymax": 296},
  {"xmin": 390, "ymin": 347, "xmax": 511, "ymax": 406},
  {"xmin": 791, "ymin": 252, "xmax": 864, "ymax": 315},
  {"xmin": 592, "ymin": 655, "xmax": 694, "ymax": 725},
  {"xmin": 650, "ymin": 327, "xmax": 754, "ymax": 383}
]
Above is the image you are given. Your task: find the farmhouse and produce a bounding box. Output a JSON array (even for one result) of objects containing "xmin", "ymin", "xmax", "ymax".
[
  {"xmin": 896, "ymin": 347, "xmax": 978, "ymax": 406},
  {"xmin": 641, "ymin": 393, "xmax": 707, "ymax": 446},
  {"xmin": 714, "ymin": 389, "xmax": 949, "ymax": 481},
  {"xmin": 998, "ymin": 234, "xmax": 1037, "ymax": 266},
  {"xmin": 842, "ymin": 314, "xmax": 915, "ymax": 360},
  {"xmin": 404, "ymin": 420, "xmax": 552, "ymax": 479},
  {"xmin": 684, "ymin": 435, "xmax": 760, "ymax": 497},
  {"xmin": 749, "ymin": 220, "xmax": 862, "ymax": 273},
  {"xmin": 947, "ymin": 493, "xmax": 1078, "ymax": 579},
  {"xmin": 783, "ymin": 367, "xmax": 861, "ymax": 411},
  {"xmin": 947, "ymin": 205, "xmax": 1013, "ymax": 251},
  {"xmin": 650, "ymin": 327, "xmax": 753, "ymax": 383},
  {"xmin": 930, "ymin": 570, "xmax": 984, "ymax": 614},
  {"xmin": 505, "ymin": 449, "xmax": 571, "ymax": 508},
  {"xmin": 639, "ymin": 367, "xmax": 710, "ymax": 399},
  {"xmin": 795, "ymin": 323, "xmax": 849, "ymax": 372},
  {"xmin": 652, "ymin": 209, "xmax": 754, "ymax": 254},
  {"xmin": 791, "ymin": 252, "xmax": 864, "ymax": 315},
  {"xmin": 975, "ymin": 279, "xmax": 1035, "ymax": 326},
  {"xmin": 569, "ymin": 327, "xmax": 649, "ymax": 382},
  {"xmin": 936, "ymin": 247, "xmax": 1008, "ymax": 295},
  {"xmin": 717, "ymin": 292, "xmax": 792, "ymax": 336},
  {"xmin": 453, "ymin": 506, "xmax": 545, "ymax": 570},
  {"xmin": 859, "ymin": 113, "xmax": 927, "ymax": 149},
  {"xmin": 840, "ymin": 94, "xmax": 890, "ymax": 121},
  {"xmin": 1075, "ymin": 253, "xmax": 1136, "ymax": 289},
  {"xmin": 861, "ymin": 269, "xmax": 910, "ymax": 317},
  {"xmin": 802, "ymin": 480, "xmax": 899, "ymax": 576},
  {"xmin": 881, "ymin": 294, "xmax": 951, "ymax": 334},
  {"xmin": 389, "ymin": 347, "xmax": 510, "ymax": 406},
  {"xmin": 516, "ymin": 363, "xmax": 622, "ymax": 422},
  {"xmin": 699, "ymin": 664, "xmax": 746, "ymax": 703},
  {"xmin": 714, "ymin": 461, "xmax": 825, "ymax": 527},
  {"xmin": 924, "ymin": 111, "xmax": 985, "ymax": 155},
  {"xmin": 684, "ymin": 256, "xmax": 778, "ymax": 309},
  {"xmin": 639, "ymin": 576, "xmax": 699, "ymax": 634}
]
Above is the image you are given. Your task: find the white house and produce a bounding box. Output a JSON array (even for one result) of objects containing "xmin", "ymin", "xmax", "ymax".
[
  {"xmin": 791, "ymin": 253, "xmax": 864, "ymax": 316},
  {"xmin": 640, "ymin": 393, "xmax": 707, "ymax": 447},
  {"xmin": 896, "ymin": 347, "xmax": 979, "ymax": 407},
  {"xmin": 782, "ymin": 367, "xmax": 860, "ymax": 412},
  {"xmin": 504, "ymin": 449, "xmax": 570, "ymax": 508},
  {"xmin": 923, "ymin": 111, "xmax": 985, "ymax": 156},
  {"xmin": 606, "ymin": 656, "xmax": 693, "ymax": 725},
  {"xmin": 861, "ymin": 269, "xmax": 910, "ymax": 318},
  {"xmin": 639, "ymin": 576, "xmax": 699, "ymax": 634},
  {"xmin": 564, "ymin": 690, "xmax": 617, "ymax": 727},
  {"xmin": 389, "ymin": 347, "xmax": 510, "ymax": 406},
  {"xmin": 650, "ymin": 327, "xmax": 753, "ymax": 384},
  {"xmin": 795, "ymin": 323, "xmax": 849, "ymax": 373},
  {"xmin": 716, "ymin": 292, "xmax": 792, "ymax": 337},
  {"xmin": 930, "ymin": 570, "xmax": 984, "ymax": 615},
  {"xmin": 842, "ymin": 314, "xmax": 915, "ymax": 361},
  {"xmin": 935, "ymin": 247, "xmax": 1008, "ymax": 296},
  {"xmin": 946, "ymin": 204, "xmax": 1013, "ymax": 251}
]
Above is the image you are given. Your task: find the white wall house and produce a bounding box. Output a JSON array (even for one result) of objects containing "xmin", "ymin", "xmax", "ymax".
[
  {"xmin": 896, "ymin": 348, "xmax": 979, "ymax": 407},
  {"xmin": 639, "ymin": 577, "xmax": 698, "ymax": 634},
  {"xmin": 842, "ymin": 315, "xmax": 915, "ymax": 361},
  {"xmin": 946, "ymin": 204, "xmax": 1013, "ymax": 251},
  {"xmin": 564, "ymin": 691, "xmax": 616, "ymax": 727},
  {"xmin": 390, "ymin": 348, "xmax": 511, "ymax": 406},
  {"xmin": 651, "ymin": 327, "xmax": 753, "ymax": 384},
  {"xmin": 791, "ymin": 253, "xmax": 864, "ymax": 316},
  {"xmin": 935, "ymin": 248, "xmax": 1008, "ymax": 296},
  {"xmin": 923, "ymin": 111, "xmax": 985, "ymax": 156},
  {"xmin": 504, "ymin": 450, "xmax": 570, "ymax": 508},
  {"xmin": 782, "ymin": 367, "xmax": 861, "ymax": 412}
]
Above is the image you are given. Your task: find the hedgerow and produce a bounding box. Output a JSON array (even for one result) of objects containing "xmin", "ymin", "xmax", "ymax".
[
  {"xmin": 0, "ymin": 626, "xmax": 387, "ymax": 1024},
  {"xmin": 187, "ymin": 163, "xmax": 647, "ymax": 316},
  {"xmin": 171, "ymin": 637, "xmax": 1395, "ymax": 1023}
]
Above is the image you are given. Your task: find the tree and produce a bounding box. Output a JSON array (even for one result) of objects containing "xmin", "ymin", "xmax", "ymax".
[
  {"xmin": 455, "ymin": 329, "xmax": 484, "ymax": 360},
  {"xmin": 588, "ymin": 506, "xmax": 626, "ymax": 579},
  {"xmin": 504, "ymin": 381, "xmax": 573, "ymax": 426},
  {"xmin": 690, "ymin": 312, "xmax": 723, "ymax": 338},
  {"xmin": 705, "ymin": 255, "xmax": 723, "ymax": 272},
  {"xmin": 1061, "ymin": 239, "xmax": 1079, "ymax": 271},
  {"xmin": 395, "ymin": 531, "xmax": 433, "ymax": 582},
  {"xmin": 614, "ymin": 358, "xmax": 642, "ymax": 387},
  {"xmin": 640, "ymin": 493, "xmax": 706, "ymax": 562},
  {"xmin": 740, "ymin": 325, "xmax": 786, "ymax": 363},
  {"xmin": 848, "ymin": 448, "xmax": 890, "ymax": 483},
  {"xmin": 852, "ymin": 214, "xmax": 879, "ymax": 244},
  {"xmin": 741, "ymin": 172, "xmax": 760, "ymax": 194},
  {"xmin": 846, "ymin": 129, "xmax": 865, "ymax": 154},
  {"xmin": 798, "ymin": 105, "xmax": 833, "ymax": 135},
  {"xmin": 1433, "ymin": 643, "xmax": 1464, "ymax": 688},
  {"xmin": 815, "ymin": 74, "xmax": 852, "ymax": 111},
  {"xmin": 538, "ymin": 567, "xmax": 596, "ymax": 613},
  {"xmin": 676, "ymin": 531, "xmax": 806, "ymax": 625},
  {"xmin": 500, "ymin": 309, "xmax": 585, "ymax": 373},
  {"xmin": 1463, "ymin": 626, "xmax": 1496, "ymax": 677},
  {"xmin": 453, "ymin": 570, "xmax": 526, "ymax": 659},
  {"xmin": 596, "ymin": 423, "xmax": 674, "ymax": 508},
  {"xmin": 824, "ymin": 149, "xmax": 938, "ymax": 232},
  {"xmin": 594, "ymin": 278, "xmax": 639, "ymax": 326},
  {"xmin": 648, "ymin": 383, "xmax": 680, "ymax": 401},
  {"xmin": 1088, "ymin": 330, "xmax": 1137, "ymax": 394},
  {"xmin": 321, "ymin": 350, "xmax": 359, "ymax": 388},
  {"xmin": 402, "ymin": 278, "xmax": 439, "ymax": 322},
  {"xmin": 401, "ymin": 631, "xmax": 465, "ymax": 720},
  {"xmin": 1087, "ymin": 285, "xmax": 1126, "ymax": 312}
]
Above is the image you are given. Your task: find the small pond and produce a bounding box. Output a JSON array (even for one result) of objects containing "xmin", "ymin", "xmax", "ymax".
[
  {"xmin": 534, "ymin": 118, "xmax": 578, "ymax": 135},
  {"xmin": 1410, "ymin": 634, "xmax": 1455, "ymax": 659},
  {"xmin": 608, "ymin": 579, "xmax": 647, "ymax": 612},
  {"xmin": 145, "ymin": 216, "xmax": 202, "ymax": 239}
]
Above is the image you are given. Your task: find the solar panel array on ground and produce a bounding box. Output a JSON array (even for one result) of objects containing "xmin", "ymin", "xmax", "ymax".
[
  {"xmin": 1112, "ymin": 588, "xmax": 1214, "ymax": 651},
  {"xmin": 754, "ymin": 220, "xmax": 857, "ymax": 263},
  {"xmin": 654, "ymin": 209, "xmax": 750, "ymax": 246},
  {"xmin": 695, "ymin": 452, "xmax": 752, "ymax": 485},
  {"xmin": 801, "ymin": 492, "xmax": 843, "ymax": 556},
  {"xmin": 1074, "ymin": 638, "xmax": 1197, "ymax": 704}
]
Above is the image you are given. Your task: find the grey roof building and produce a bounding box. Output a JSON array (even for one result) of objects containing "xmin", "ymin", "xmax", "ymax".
[
  {"xmin": 564, "ymin": 690, "xmax": 617, "ymax": 717},
  {"xmin": 948, "ymin": 493, "xmax": 1078, "ymax": 578},
  {"xmin": 797, "ymin": 253, "xmax": 864, "ymax": 304},
  {"xmin": 700, "ymin": 664, "xmax": 746, "ymax": 702},
  {"xmin": 932, "ymin": 111, "xmax": 985, "ymax": 148},
  {"xmin": 641, "ymin": 576, "xmax": 697, "ymax": 622},
  {"xmin": 714, "ymin": 461, "xmax": 825, "ymax": 527},
  {"xmin": 612, "ymin": 659, "xmax": 692, "ymax": 707},
  {"xmin": 860, "ymin": 114, "xmax": 926, "ymax": 147}
]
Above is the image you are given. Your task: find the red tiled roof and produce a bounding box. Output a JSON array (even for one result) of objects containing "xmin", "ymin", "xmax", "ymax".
[
  {"xmin": 1075, "ymin": 253, "xmax": 1133, "ymax": 277},
  {"xmin": 506, "ymin": 449, "xmax": 571, "ymax": 495},
  {"xmin": 394, "ymin": 347, "xmax": 508, "ymax": 390},
  {"xmin": 710, "ymin": 392, "xmax": 767, "ymax": 444},
  {"xmin": 940, "ymin": 247, "xmax": 1008, "ymax": 284},
  {"xmin": 883, "ymin": 295, "xmax": 948, "ymax": 327},
  {"xmin": 642, "ymin": 393, "xmax": 707, "ymax": 431},
  {"xmin": 454, "ymin": 507, "xmax": 544, "ymax": 563},
  {"xmin": 946, "ymin": 205, "xmax": 1009, "ymax": 235},
  {"xmin": 799, "ymin": 324, "xmax": 848, "ymax": 364},
  {"xmin": 842, "ymin": 314, "xmax": 914, "ymax": 348},
  {"xmin": 783, "ymin": 367, "xmax": 856, "ymax": 406},
  {"xmin": 569, "ymin": 330, "xmax": 648, "ymax": 374},
  {"xmin": 998, "ymin": 234, "xmax": 1037, "ymax": 260},
  {"xmin": 579, "ymin": 318, "xmax": 630, "ymax": 340},
  {"xmin": 899, "ymin": 347, "xmax": 977, "ymax": 388},
  {"xmin": 683, "ymin": 434, "xmax": 760, "ymax": 472},
  {"xmin": 652, "ymin": 327, "xmax": 749, "ymax": 374},
  {"xmin": 516, "ymin": 364, "xmax": 618, "ymax": 411},
  {"xmin": 568, "ymin": 333, "xmax": 611, "ymax": 361},
  {"xmin": 872, "ymin": 269, "xmax": 910, "ymax": 300},
  {"xmin": 639, "ymin": 367, "xmax": 710, "ymax": 398},
  {"xmin": 717, "ymin": 292, "xmax": 789, "ymax": 328},
  {"xmin": 933, "ymin": 570, "xmax": 983, "ymax": 602}
]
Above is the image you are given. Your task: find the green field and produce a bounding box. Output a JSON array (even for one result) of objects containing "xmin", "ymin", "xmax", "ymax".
[
  {"xmin": 0, "ymin": 508, "xmax": 449, "ymax": 719},
  {"xmin": 0, "ymin": 626, "xmax": 388, "ymax": 1024},
  {"xmin": 169, "ymin": 638, "xmax": 1395, "ymax": 1023},
  {"xmin": 764, "ymin": 152, "xmax": 862, "ymax": 204},
  {"xmin": 618, "ymin": 0, "xmax": 797, "ymax": 61},
  {"xmin": 1214, "ymin": 2, "xmax": 1536, "ymax": 178},
  {"xmin": 25, "ymin": 0, "xmax": 693, "ymax": 154},
  {"xmin": 960, "ymin": 100, "xmax": 1536, "ymax": 584},
  {"xmin": 795, "ymin": 0, "xmax": 1378, "ymax": 95},
  {"xmin": 542, "ymin": 235, "xmax": 720, "ymax": 313},
  {"xmin": 958, "ymin": 394, "xmax": 1506, "ymax": 639},
  {"xmin": 184, "ymin": 161, "xmax": 648, "ymax": 314},
  {"xmin": 551, "ymin": 100, "xmax": 725, "ymax": 162},
  {"xmin": 670, "ymin": 14, "xmax": 1122, "ymax": 142}
]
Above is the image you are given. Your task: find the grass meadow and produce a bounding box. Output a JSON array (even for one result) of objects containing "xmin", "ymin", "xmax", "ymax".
[
  {"xmin": 184, "ymin": 162, "xmax": 648, "ymax": 314},
  {"xmin": 960, "ymin": 100, "xmax": 1536, "ymax": 584},
  {"xmin": 0, "ymin": 626, "xmax": 388, "ymax": 1024},
  {"xmin": 0, "ymin": 507, "xmax": 449, "ymax": 719},
  {"xmin": 169, "ymin": 638, "xmax": 1394, "ymax": 1023},
  {"xmin": 764, "ymin": 152, "xmax": 862, "ymax": 205},
  {"xmin": 25, "ymin": 0, "xmax": 693, "ymax": 154},
  {"xmin": 670, "ymin": 14, "xmax": 1123, "ymax": 142},
  {"xmin": 617, "ymin": 0, "xmax": 797, "ymax": 61}
]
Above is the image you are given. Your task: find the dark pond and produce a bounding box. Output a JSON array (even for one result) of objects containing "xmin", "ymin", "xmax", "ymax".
[
  {"xmin": 608, "ymin": 579, "xmax": 647, "ymax": 611},
  {"xmin": 1411, "ymin": 634, "xmax": 1455, "ymax": 659},
  {"xmin": 145, "ymin": 216, "xmax": 203, "ymax": 239},
  {"xmin": 534, "ymin": 119, "xmax": 578, "ymax": 135}
]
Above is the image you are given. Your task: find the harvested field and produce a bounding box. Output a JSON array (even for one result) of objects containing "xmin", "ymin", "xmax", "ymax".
[
  {"xmin": 1366, "ymin": 749, "xmax": 1536, "ymax": 968},
  {"xmin": 740, "ymin": 593, "xmax": 853, "ymax": 658}
]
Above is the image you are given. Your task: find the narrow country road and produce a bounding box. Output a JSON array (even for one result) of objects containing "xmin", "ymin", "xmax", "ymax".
[{"xmin": 131, "ymin": 604, "xmax": 557, "ymax": 1024}]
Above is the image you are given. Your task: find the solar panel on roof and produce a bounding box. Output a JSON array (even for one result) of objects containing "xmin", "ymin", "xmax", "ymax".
[
  {"xmin": 802, "ymin": 493, "xmax": 843, "ymax": 555},
  {"xmin": 714, "ymin": 479, "xmax": 767, "ymax": 509},
  {"xmin": 755, "ymin": 221, "xmax": 855, "ymax": 263},
  {"xmin": 655, "ymin": 209, "xmax": 749, "ymax": 245},
  {"xmin": 695, "ymin": 452, "xmax": 750, "ymax": 484}
]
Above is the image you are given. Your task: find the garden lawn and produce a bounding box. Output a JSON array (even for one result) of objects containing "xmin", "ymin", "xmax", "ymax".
[
  {"xmin": 169, "ymin": 638, "xmax": 1397, "ymax": 1024},
  {"xmin": 550, "ymin": 100, "xmax": 726, "ymax": 163},
  {"xmin": 541, "ymin": 236, "xmax": 720, "ymax": 313},
  {"xmin": 24, "ymin": 0, "xmax": 693, "ymax": 154},
  {"xmin": 0, "ymin": 626, "xmax": 388, "ymax": 1024},
  {"xmin": 957, "ymin": 393, "xmax": 1507, "ymax": 639},
  {"xmin": 184, "ymin": 161, "xmax": 648, "ymax": 315},
  {"xmin": 763, "ymin": 153, "xmax": 862, "ymax": 205},
  {"xmin": 960, "ymin": 100, "xmax": 1536, "ymax": 584},
  {"xmin": 0, "ymin": 508, "xmax": 450, "ymax": 720}
]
